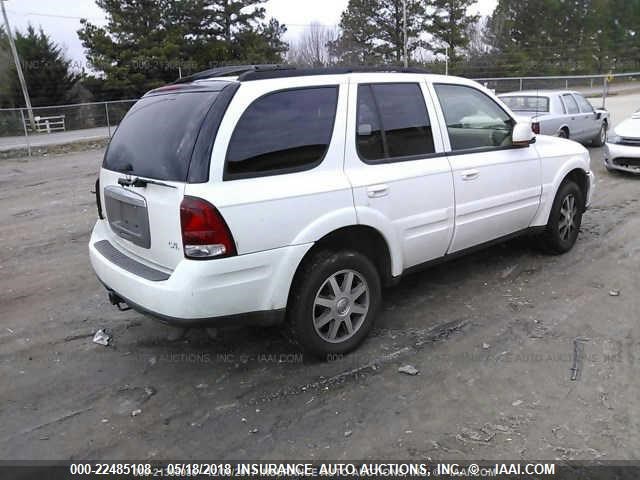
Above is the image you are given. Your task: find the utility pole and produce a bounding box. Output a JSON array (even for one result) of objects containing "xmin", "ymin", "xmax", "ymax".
[
  {"xmin": 402, "ymin": 0, "xmax": 408, "ymax": 67},
  {"xmin": 1, "ymin": 0, "xmax": 35, "ymax": 129},
  {"xmin": 445, "ymin": 45, "xmax": 449, "ymax": 75}
]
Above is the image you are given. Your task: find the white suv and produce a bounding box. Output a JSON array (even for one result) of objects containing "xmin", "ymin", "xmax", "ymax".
[{"xmin": 89, "ymin": 66, "xmax": 594, "ymax": 356}]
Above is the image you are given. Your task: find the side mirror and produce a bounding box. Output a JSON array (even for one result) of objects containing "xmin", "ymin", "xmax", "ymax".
[
  {"xmin": 512, "ymin": 121, "xmax": 535, "ymax": 146},
  {"xmin": 357, "ymin": 123, "xmax": 372, "ymax": 136}
]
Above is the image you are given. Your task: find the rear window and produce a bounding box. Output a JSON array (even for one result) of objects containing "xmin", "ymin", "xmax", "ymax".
[
  {"xmin": 500, "ymin": 95, "xmax": 549, "ymax": 112},
  {"xmin": 103, "ymin": 91, "xmax": 218, "ymax": 181}
]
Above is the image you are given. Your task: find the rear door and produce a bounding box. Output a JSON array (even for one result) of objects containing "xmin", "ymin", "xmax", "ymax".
[
  {"xmin": 560, "ymin": 93, "xmax": 583, "ymax": 140},
  {"xmin": 344, "ymin": 75, "xmax": 455, "ymax": 270},
  {"xmin": 573, "ymin": 93, "xmax": 599, "ymax": 139},
  {"xmin": 430, "ymin": 82, "xmax": 542, "ymax": 253},
  {"xmin": 100, "ymin": 89, "xmax": 225, "ymax": 270}
]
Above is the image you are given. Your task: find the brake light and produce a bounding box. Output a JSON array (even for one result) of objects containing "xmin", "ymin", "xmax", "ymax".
[
  {"xmin": 180, "ymin": 196, "xmax": 236, "ymax": 259},
  {"xmin": 531, "ymin": 121, "xmax": 540, "ymax": 134}
]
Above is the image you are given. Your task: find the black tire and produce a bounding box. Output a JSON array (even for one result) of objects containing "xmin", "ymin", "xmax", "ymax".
[
  {"xmin": 592, "ymin": 123, "xmax": 607, "ymax": 147},
  {"xmin": 558, "ymin": 128, "xmax": 569, "ymax": 139},
  {"xmin": 540, "ymin": 180, "xmax": 584, "ymax": 254},
  {"xmin": 287, "ymin": 249, "xmax": 381, "ymax": 358}
]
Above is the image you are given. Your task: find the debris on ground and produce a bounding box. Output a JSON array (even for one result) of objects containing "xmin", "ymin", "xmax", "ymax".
[
  {"xmin": 398, "ymin": 365, "xmax": 419, "ymax": 376},
  {"xmin": 249, "ymin": 428, "xmax": 259, "ymax": 434},
  {"xmin": 344, "ymin": 430, "xmax": 353, "ymax": 437},
  {"xmin": 457, "ymin": 426, "xmax": 496, "ymax": 444},
  {"xmin": 131, "ymin": 409, "xmax": 142, "ymax": 417},
  {"xmin": 512, "ymin": 400, "xmax": 523, "ymax": 407},
  {"xmin": 570, "ymin": 337, "xmax": 590, "ymax": 381},
  {"xmin": 609, "ymin": 289, "xmax": 620, "ymax": 297},
  {"xmin": 144, "ymin": 386, "xmax": 156, "ymax": 398},
  {"xmin": 166, "ymin": 327, "xmax": 188, "ymax": 342},
  {"xmin": 482, "ymin": 343, "xmax": 491, "ymax": 349},
  {"xmin": 92, "ymin": 329, "xmax": 111, "ymax": 346},
  {"xmin": 500, "ymin": 264, "xmax": 520, "ymax": 279},
  {"xmin": 205, "ymin": 328, "xmax": 218, "ymax": 340}
]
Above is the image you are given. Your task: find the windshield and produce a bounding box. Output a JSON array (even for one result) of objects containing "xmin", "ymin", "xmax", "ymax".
[
  {"xmin": 103, "ymin": 91, "xmax": 219, "ymax": 181},
  {"xmin": 500, "ymin": 95, "xmax": 550, "ymax": 112}
]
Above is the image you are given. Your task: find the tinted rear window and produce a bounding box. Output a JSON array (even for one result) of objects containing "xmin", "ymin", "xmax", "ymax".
[{"xmin": 103, "ymin": 92, "xmax": 218, "ymax": 181}]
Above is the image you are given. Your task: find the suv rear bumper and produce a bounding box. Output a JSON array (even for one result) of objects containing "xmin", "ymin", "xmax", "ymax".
[{"xmin": 89, "ymin": 220, "xmax": 311, "ymax": 326}]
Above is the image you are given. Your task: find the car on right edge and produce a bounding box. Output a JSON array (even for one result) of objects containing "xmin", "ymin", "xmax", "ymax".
[{"xmin": 604, "ymin": 109, "xmax": 640, "ymax": 173}]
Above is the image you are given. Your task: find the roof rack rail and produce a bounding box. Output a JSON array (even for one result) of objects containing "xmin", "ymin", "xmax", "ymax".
[
  {"xmin": 173, "ymin": 64, "xmax": 292, "ymax": 84},
  {"xmin": 238, "ymin": 66, "xmax": 430, "ymax": 81},
  {"xmin": 172, "ymin": 65, "xmax": 431, "ymax": 84}
]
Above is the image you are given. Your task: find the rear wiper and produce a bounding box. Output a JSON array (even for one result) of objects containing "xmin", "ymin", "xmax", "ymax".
[{"xmin": 118, "ymin": 177, "xmax": 176, "ymax": 189}]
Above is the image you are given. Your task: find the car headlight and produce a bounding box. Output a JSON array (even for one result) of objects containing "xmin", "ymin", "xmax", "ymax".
[{"xmin": 608, "ymin": 135, "xmax": 622, "ymax": 144}]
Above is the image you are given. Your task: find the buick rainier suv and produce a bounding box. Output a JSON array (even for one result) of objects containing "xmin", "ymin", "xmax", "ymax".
[{"xmin": 90, "ymin": 65, "xmax": 594, "ymax": 357}]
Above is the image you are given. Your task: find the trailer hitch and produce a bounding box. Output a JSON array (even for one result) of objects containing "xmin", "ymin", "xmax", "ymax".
[{"xmin": 108, "ymin": 291, "xmax": 131, "ymax": 312}]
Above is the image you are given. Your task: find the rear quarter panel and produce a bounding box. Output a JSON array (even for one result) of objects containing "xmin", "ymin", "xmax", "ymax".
[{"xmin": 185, "ymin": 75, "xmax": 356, "ymax": 256}]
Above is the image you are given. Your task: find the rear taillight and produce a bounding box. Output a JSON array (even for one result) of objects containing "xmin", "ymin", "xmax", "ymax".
[
  {"xmin": 180, "ymin": 196, "xmax": 236, "ymax": 259},
  {"xmin": 531, "ymin": 121, "xmax": 540, "ymax": 135}
]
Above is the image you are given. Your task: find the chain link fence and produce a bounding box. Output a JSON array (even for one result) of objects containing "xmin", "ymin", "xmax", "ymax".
[
  {"xmin": 474, "ymin": 71, "xmax": 640, "ymax": 108},
  {"xmin": 0, "ymin": 99, "xmax": 137, "ymax": 157},
  {"xmin": 1, "ymin": 71, "xmax": 639, "ymax": 158}
]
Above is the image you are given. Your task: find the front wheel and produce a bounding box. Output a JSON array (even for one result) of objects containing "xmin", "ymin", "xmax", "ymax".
[
  {"xmin": 287, "ymin": 250, "xmax": 381, "ymax": 358},
  {"xmin": 592, "ymin": 124, "xmax": 607, "ymax": 147},
  {"xmin": 540, "ymin": 180, "xmax": 584, "ymax": 254}
]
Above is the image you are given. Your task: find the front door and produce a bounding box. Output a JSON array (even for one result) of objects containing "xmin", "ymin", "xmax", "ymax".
[{"xmin": 430, "ymin": 82, "xmax": 542, "ymax": 253}]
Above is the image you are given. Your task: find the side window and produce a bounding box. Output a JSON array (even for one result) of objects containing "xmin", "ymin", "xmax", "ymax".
[
  {"xmin": 356, "ymin": 83, "xmax": 435, "ymax": 162},
  {"xmin": 225, "ymin": 86, "xmax": 338, "ymax": 178},
  {"xmin": 562, "ymin": 94, "xmax": 580, "ymax": 114},
  {"xmin": 434, "ymin": 84, "xmax": 514, "ymax": 151},
  {"xmin": 574, "ymin": 94, "xmax": 594, "ymax": 113}
]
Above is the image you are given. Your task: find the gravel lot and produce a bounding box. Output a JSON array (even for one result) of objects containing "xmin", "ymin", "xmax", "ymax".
[{"xmin": 1, "ymin": 97, "xmax": 640, "ymax": 460}]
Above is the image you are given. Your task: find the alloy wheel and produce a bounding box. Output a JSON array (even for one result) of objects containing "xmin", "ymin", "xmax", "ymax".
[
  {"xmin": 312, "ymin": 269, "xmax": 369, "ymax": 343},
  {"xmin": 558, "ymin": 193, "xmax": 578, "ymax": 241}
]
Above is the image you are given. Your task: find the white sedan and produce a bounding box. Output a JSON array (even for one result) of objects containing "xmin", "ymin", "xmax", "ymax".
[{"xmin": 604, "ymin": 109, "xmax": 640, "ymax": 173}]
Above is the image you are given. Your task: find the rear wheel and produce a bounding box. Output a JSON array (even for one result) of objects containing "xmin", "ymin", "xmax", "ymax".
[
  {"xmin": 540, "ymin": 180, "xmax": 583, "ymax": 254},
  {"xmin": 558, "ymin": 128, "xmax": 569, "ymax": 139},
  {"xmin": 288, "ymin": 249, "xmax": 381, "ymax": 358}
]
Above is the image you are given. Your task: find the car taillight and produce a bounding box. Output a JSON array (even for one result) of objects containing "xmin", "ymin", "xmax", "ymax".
[
  {"xmin": 531, "ymin": 121, "xmax": 540, "ymax": 134},
  {"xmin": 180, "ymin": 196, "xmax": 236, "ymax": 259}
]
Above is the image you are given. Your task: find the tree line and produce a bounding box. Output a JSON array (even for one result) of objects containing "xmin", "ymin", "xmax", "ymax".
[{"xmin": 1, "ymin": 0, "xmax": 639, "ymax": 109}]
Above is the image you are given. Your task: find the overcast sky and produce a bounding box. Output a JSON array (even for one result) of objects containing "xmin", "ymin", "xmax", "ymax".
[{"xmin": 3, "ymin": 0, "xmax": 498, "ymax": 70}]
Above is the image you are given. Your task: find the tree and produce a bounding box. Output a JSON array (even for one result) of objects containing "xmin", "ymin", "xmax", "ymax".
[
  {"xmin": 329, "ymin": 0, "xmax": 425, "ymax": 65},
  {"xmin": 486, "ymin": 0, "xmax": 640, "ymax": 75},
  {"xmin": 0, "ymin": 24, "xmax": 79, "ymax": 108},
  {"xmin": 424, "ymin": 0, "xmax": 479, "ymax": 67},
  {"xmin": 78, "ymin": 0, "xmax": 288, "ymax": 98},
  {"xmin": 288, "ymin": 22, "xmax": 339, "ymax": 67}
]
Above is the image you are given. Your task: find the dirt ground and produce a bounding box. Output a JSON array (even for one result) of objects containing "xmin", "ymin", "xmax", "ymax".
[{"xmin": 2, "ymin": 109, "xmax": 640, "ymax": 460}]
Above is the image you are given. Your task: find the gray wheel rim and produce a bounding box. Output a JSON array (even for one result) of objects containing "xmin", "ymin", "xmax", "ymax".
[
  {"xmin": 312, "ymin": 269, "xmax": 369, "ymax": 343},
  {"xmin": 559, "ymin": 193, "xmax": 578, "ymax": 241}
]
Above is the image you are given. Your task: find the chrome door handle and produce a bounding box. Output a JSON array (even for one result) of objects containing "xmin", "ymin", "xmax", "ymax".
[
  {"xmin": 367, "ymin": 184, "xmax": 389, "ymax": 198},
  {"xmin": 461, "ymin": 169, "xmax": 480, "ymax": 181}
]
